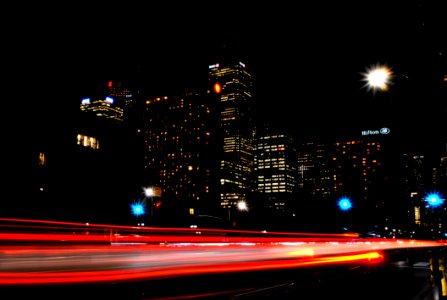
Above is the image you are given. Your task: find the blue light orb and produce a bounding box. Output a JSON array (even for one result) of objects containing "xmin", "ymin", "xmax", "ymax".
[
  {"xmin": 131, "ymin": 202, "xmax": 146, "ymax": 216},
  {"xmin": 338, "ymin": 197, "xmax": 352, "ymax": 211},
  {"xmin": 425, "ymin": 192, "xmax": 444, "ymax": 208}
]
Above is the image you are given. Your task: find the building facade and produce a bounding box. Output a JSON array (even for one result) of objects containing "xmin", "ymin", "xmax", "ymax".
[
  {"xmin": 297, "ymin": 141, "xmax": 331, "ymax": 200},
  {"xmin": 141, "ymin": 90, "xmax": 220, "ymax": 225},
  {"xmin": 208, "ymin": 61, "xmax": 256, "ymax": 213},
  {"xmin": 256, "ymin": 129, "xmax": 298, "ymax": 213}
]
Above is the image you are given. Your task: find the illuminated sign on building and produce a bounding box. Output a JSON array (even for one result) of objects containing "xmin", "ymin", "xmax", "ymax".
[
  {"xmin": 213, "ymin": 83, "xmax": 222, "ymax": 94},
  {"xmin": 361, "ymin": 127, "xmax": 390, "ymax": 136}
]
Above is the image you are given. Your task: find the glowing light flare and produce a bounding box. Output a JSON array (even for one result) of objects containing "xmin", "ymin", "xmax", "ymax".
[
  {"xmin": 425, "ymin": 192, "xmax": 444, "ymax": 208},
  {"xmin": 213, "ymin": 83, "xmax": 222, "ymax": 94},
  {"xmin": 338, "ymin": 197, "xmax": 352, "ymax": 211},
  {"xmin": 237, "ymin": 201, "xmax": 248, "ymax": 211},
  {"xmin": 362, "ymin": 64, "xmax": 393, "ymax": 92},
  {"xmin": 131, "ymin": 202, "xmax": 145, "ymax": 216},
  {"xmin": 144, "ymin": 187, "xmax": 154, "ymax": 197}
]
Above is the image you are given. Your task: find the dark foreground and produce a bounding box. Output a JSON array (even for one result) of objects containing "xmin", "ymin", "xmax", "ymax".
[{"xmin": 1, "ymin": 249, "xmax": 443, "ymax": 300}]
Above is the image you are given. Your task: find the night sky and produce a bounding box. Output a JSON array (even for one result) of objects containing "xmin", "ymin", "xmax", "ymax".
[
  {"xmin": 2, "ymin": 1, "xmax": 445, "ymax": 224},
  {"xmin": 8, "ymin": 1, "xmax": 446, "ymax": 150}
]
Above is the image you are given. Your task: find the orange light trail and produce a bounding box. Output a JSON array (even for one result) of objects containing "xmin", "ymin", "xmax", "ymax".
[{"xmin": 0, "ymin": 218, "xmax": 443, "ymax": 286}]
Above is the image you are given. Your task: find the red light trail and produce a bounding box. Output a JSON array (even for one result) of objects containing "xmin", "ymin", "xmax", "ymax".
[{"xmin": 0, "ymin": 218, "xmax": 443, "ymax": 285}]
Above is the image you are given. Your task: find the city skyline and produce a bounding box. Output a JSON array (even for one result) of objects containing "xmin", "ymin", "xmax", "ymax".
[
  {"xmin": 15, "ymin": 0, "xmax": 445, "ymax": 140},
  {"xmin": 4, "ymin": 2, "xmax": 445, "ymax": 231},
  {"xmin": 10, "ymin": 55, "xmax": 444, "ymax": 230}
]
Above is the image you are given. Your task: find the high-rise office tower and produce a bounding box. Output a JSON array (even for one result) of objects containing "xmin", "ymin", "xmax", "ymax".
[
  {"xmin": 208, "ymin": 61, "xmax": 256, "ymax": 212},
  {"xmin": 256, "ymin": 128, "xmax": 298, "ymax": 213},
  {"xmin": 400, "ymin": 153, "xmax": 431, "ymax": 226},
  {"xmin": 79, "ymin": 80, "xmax": 136, "ymax": 123},
  {"xmin": 438, "ymin": 156, "xmax": 447, "ymax": 190},
  {"xmin": 297, "ymin": 141, "xmax": 331, "ymax": 200},
  {"xmin": 69, "ymin": 78, "xmax": 142, "ymax": 223},
  {"xmin": 80, "ymin": 96, "xmax": 124, "ymax": 122},
  {"xmin": 105, "ymin": 80, "xmax": 135, "ymax": 119},
  {"xmin": 141, "ymin": 90, "xmax": 220, "ymax": 225},
  {"xmin": 329, "ymin": 127, "xmax": 396, "ymax": 227}
]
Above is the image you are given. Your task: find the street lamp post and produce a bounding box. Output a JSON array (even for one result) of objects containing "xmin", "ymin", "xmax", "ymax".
[
  {"xmin": 424, "ymin": 191, "xmax": 445, "ymax": 238},
  {"xmin": 337, "ymin": 196, "xmax": 353, "ymax": 231},
  {"xmin": 130, "ymin": 200, "xmax": 146, "ymax": 226},
  {"xmin": 228, "ymin": 200, "xmax": 248, "ymax": 226},
  {"xmin": 144, "ymin": 187, "xmax": 154, "ymax": 225}
]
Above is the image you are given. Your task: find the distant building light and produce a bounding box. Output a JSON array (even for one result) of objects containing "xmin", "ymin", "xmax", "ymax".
[
  {"xmin": 81, "ymin": 98, "xmax": 91, "ymax": 105},
  {"xmin": 380, "ymin": 127, "xmax": 390, "ymax": 134},
  {"xmin": 209, "ymin": 63, "xmax": 220, "ymax": 69},
  {"xmin": 361, "ymin": 127, "xmax": 390, "ymax": 136},
  {"xmin": 239, "ymin": 62, "xmax": 246, "ymax": 68},
  {"xmin": 105, "ymin": 97, "xmax": 114, "ymax": 104}
]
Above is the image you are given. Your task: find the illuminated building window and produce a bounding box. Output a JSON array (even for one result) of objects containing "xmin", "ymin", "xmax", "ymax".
[
  {"xmin": 77, "ymin": 134, "xmax": 99, "ymax": 150},
  {"xmin": 38, "ymin": 152, "xmax": 46, "ymax": 166}
]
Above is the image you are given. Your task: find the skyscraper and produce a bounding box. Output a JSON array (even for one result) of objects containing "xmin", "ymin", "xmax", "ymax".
[
  {"xmin": 208, "ymin": 61, "xmax": 256, "ymax": 213},
  {"xmin": 80, "ymin": 97, "xmax": 124, "ymax": 122},
  {"xmin": 79, "ymin": 80, "xmax": 135, "ymax": 123},
  {"xmin": 141, "ymin": 90, "xmax": 220, "ymax": 225},
  {"xmin": 297, "ymin": 141, "xmax": 331, "ymax": 200},
  {"xmin": 256, "ymin": 128, "xmax": 298, "ymax": 213},
  {"xmin": 329, "ymin": 127, "xmax": 398, "ymax": 229}
]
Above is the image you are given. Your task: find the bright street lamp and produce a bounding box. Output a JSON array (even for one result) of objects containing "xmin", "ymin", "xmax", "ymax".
[
  {"xmin": 237, "ymin": 200, "xmax": 248, "ymax": 211},
  {"xmin": 143, "ymin": 187, "xmax": 155, "ymax": 224},
  {"xmin": 144, "ymin": 187, "xmax": 154, "ymax": 198},
  {"xmin": 228, "ymin": 200, "xmax": 249, "ymax": 224}
]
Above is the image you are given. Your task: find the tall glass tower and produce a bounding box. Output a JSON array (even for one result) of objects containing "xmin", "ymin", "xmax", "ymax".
[
  {"xmin": 256, "ymin": 129, "xmax": 298, "ymax": 213},
  {"xmin": 208, "ymin": 61, "xmax": 255, "ymax": 212}
]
